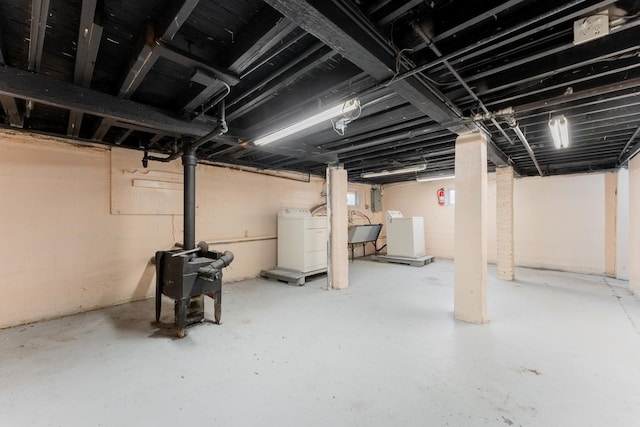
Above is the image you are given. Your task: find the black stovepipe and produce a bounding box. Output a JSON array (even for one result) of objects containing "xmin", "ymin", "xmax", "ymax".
[{"xmin": 182, "ymin": 102, "xmax": 228, "ymax": 250}]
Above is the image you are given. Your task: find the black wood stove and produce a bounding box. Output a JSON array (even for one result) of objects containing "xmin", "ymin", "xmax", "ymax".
[
  {"xmin": 154, "ymin": 244, "xmax": 233, "ymax": 337},
  {"xmin": 151, "ymin": 106, "xmax": 234, "ymax": 337}
]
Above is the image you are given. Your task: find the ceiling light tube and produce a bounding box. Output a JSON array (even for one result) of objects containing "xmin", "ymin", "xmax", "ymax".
[
  {"xmin": 361, "ymin": 164, "xmax": 427, "ymax": 178},
  {"xmin": 416, "ymin": 173, "xmax": 455, "ymax": 182},
  {"xmin": 253, "ymin": 99, "xmax": 360, "ymax": 146},
  {"xmin": 549, "ymin": 115, "xmax": 569, "ymax": 148}
]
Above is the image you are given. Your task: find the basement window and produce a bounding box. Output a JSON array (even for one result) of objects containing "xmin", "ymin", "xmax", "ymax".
[
  {"xmin": 347, "ymin": 190, "xmax": 359, "ymax": 207},
  {"xmin": 448, "ymin": 189, "xmax": 456, "ymax": 206}
]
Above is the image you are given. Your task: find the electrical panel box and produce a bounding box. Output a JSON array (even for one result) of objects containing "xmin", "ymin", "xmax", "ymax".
[
  {"xmin": 385, "ymin": 211, "xmax": 425, "ymax": 258},
  {"xmin": 573, "ymin": 11, "xmax": 609, "ymax": 45},
  {"xmin": 277, "ymin": 208, "xmax": 327, "ymax": 273},
  {"xmin": 371, "ymin": 187, "xmax": 382, "ymax": 212}
]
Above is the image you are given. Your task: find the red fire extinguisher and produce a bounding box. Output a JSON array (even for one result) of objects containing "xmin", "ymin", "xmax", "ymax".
[{"xmin": 437, "ymin": 188, "xmax": 446, "ymax": 206}]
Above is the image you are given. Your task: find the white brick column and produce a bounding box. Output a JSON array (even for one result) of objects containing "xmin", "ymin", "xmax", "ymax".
[
  {"xmin": 327, "ymin": 166, "xmax": 349, "ymax": 289},
  {"xmin": 496, "ymin": 166, "xmax": 515, "ymax": 281},
  {"xmin": 629, "ymin": 157, "xmax": 640, "ymax": 294},
  {"xmin": 604, "ymin": 171, "xmax": 617, "ymax": 278},
  {"xmin": 454, "ymin": 132, "xmax": 488, "ymax": 324}
]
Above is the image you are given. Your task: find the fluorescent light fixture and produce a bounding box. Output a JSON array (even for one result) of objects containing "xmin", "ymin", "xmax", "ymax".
[
  {"xmin": 549, "ymin": 115, "xmax": 569, "ymax": 148},
  {"xmin": 416, "ymin": 173, "xmax": 455, "ymax": 182},
  {"xmin": 253, "ymin": 99, "xmax": 360, "ymax": 146},
  {"xmin": 361, "ymin": 164, "xmax": 427, "ymax": 179}
]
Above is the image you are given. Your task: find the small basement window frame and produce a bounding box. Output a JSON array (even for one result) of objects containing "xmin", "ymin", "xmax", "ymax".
[{"xmin": 347, "ymin": 190, "xmax": 359, "ymax": 207}]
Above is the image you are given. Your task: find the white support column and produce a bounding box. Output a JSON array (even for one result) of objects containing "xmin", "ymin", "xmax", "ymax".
[
  {"xmin": 629, "ymin": 157, "xmax": 640, "ymax": 294},
  {"xmin": 604, "ymin": 171, "xmax": 618, "ymax": 278},
  {"xmin": 496, "ymin": 166, "xmax": 515, "ymax": 281},
  {"xmin": 327, "ymin": 166, "xmax": 349, "ymax": 289},
  {"xmin": 454, "ymin": 132, "xmax": 488, "ymax": 324}
]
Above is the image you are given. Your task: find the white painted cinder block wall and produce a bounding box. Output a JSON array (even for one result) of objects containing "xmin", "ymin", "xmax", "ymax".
[
  {"xmin": 383, "ymin": 171, "xmax": 620, "ymax": 276},
  {"xmin": 617, "ymin": 168, "xmax": 630, "ymax": 280},
  {"xmin": 0, "ymin": 131, "xmax": 380, "ymax": 328}
]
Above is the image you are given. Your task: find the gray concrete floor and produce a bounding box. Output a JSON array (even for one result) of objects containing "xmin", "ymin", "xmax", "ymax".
[{"xmin": 2, "ymin": 259, "xmax": 640, "ymax": 427}]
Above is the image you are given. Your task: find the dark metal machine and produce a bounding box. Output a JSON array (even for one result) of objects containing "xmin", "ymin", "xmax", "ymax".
[
  {"xmin": 151, "ymin": 103, "xmax": 234, "ymax": 337},
  {"xmin": 155, "ymin": 244, "xmax": 233, "ymax": 337}
]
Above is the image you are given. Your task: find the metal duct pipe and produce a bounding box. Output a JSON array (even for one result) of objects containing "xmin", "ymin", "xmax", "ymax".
[
  {"xmin": 393, "ymin": 0, "xmax": 608, "ymax": 83},
  {"xmin": 412, "ymin": 21, "xmax": 515, "ymax": 145},
  {"xmin": 210, "ymin": 251, "xmax": 235, "ymax": 270},
  {"xmin": 197, "ymin": 251, "xmax": 235, "ymax": 278},
  {"xmin": 511, "ymin": 124, "xmax": 544, "ymax": 176},
  {"xmin": 182, "ymin": 146, "xmax": 197, "ymax": 251},
  {"xmin": 183, "ymin": 101, "xmax": 229, "ymax": 251}
]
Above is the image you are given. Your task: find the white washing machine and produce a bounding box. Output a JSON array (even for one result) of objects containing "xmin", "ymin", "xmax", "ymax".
[
  {"xmin": 277, "ymin": 208, "xmax": 327, "ymax": 273},
  {"xmin": 385, "ymin": 210, "xmax": 425, "ymax": 258}
]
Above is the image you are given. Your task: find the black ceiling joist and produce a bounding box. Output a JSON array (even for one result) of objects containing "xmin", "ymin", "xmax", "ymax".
[
  {"xmin": 263, "ymin": 0, "xmax": 517, "ymax": 173},
  {"xmin": 0, "ymin": 66, "xmax": 214, "ymax": 137},
  {"xmin": 475, "ymin": 27, "xmax": 640, "ymax": 100},
  {"xmin": 227, "ymin": 47, "xmax": 337, "ymax": 123},
  {"xmin": 263, "ymin": 0, "xmax": 466, "ymax": 131},
  {"xmin": 67, "ymin": 0, "xmax": 103, "ymax": 137},
  {"xmin": 28, "ymin": 0, "xmax": 49, "ymax": 72},
  {"xmin": 0, "ymin": 95, "xmax": 23, "ymax": 128},
  {"xmin": 226, "ymin": 8, "xmax": 298, "ymax": 74},
  {"xmin": 118, "ymin": 0, "xmax": 201, "ymax": 99}
]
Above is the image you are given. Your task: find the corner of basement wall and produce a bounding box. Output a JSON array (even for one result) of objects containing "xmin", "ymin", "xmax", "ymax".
[{"xmin": 381, "ymin": 172, "xmax": 608, "ymax": 275}]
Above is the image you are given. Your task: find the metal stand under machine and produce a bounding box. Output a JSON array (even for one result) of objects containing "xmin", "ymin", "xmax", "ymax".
[
  {"xmin": 149, "ymin": 103, "xmax": 234, "ymax": 338},
  {"xmin": 372, "ymin": 210, "xmax": 434, "ymax": 267},
  {"xmin": 260, "ymin": 208, "xmax": 327, "ymax": 286}
]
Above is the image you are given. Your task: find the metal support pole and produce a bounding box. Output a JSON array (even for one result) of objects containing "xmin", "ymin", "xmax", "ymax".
[{"xmin": 182, "ymin": 145, "xmax": 197, "ymax": 251}]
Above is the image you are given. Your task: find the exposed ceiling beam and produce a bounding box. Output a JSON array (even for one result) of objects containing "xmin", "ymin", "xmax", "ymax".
[
  {"xmin": 118, "ymin": 0, "xmax": 201, "ymax": 99},
  {"xmin": 115, "ymin": 128, "xmax": 134, "ymax": 145},
  {"xmin": 239, "ymin": 31, "xmax": 309, "ymax": 79},
  {"xmin": 511, "ymin": 75, "xmax": 640, "ymax": 114},
  {"xmin": 263, "ymin": 0, "xmax": 467, "ymax": 134},
  {"xmin": 28, "ymin": 0, "xmax": 50, "ymax": 72},
  {"xmin": 227, "ymin": 7, "xmax": 298, "ymax": 74},
  {"xmin": 433, "ymin": 0, "xmax": 528, "ymax": 44},
  {"xmin": 117, "ymin": 23, "xmax": 158, "ymax": 99},
  {"xmin": 341, "ymin": 134, "xmax": 454, "ymax": 163},
  {"xmin": 487, "ymin": 61, "xmax": 640, "ymax": 108},
  {"xmin": 376, "ymin": 0, "xmax": 422, "ymax": 26},
  {"xmin": 155, "ymin": 41, "xmax": 239, "ymax": 86},
  {"xmin": 227, "ymin": 47, "xmax": 337, "ymax": 122},
  {"xmin": 0, "ymin": 24, "xmax": 5, "ymax": 65},
  {"xmin": 237, "ymin": 71, "xmax": 376, "ymax": 141},
  {"xmin": 92, "ymin": 117, "xmax": 114, "ymax": 140},
  {"xmin": 0, "ymin": 95, "xmax": 23, "ymax": 128},
  {"xmin": 0, "ymin": 65, "xmax": 214, "ymax": 137},
  {"xmin": 617, "ymin": 128, "xmax": 640, "ymax": 167},
  {"xmin": 0, "ymin": 23, "xmax": 22, "ymax": 127},
  {"xmin": 67, "ymin": 0, "xmax": 103, "ymax": 137},
  {"xmin": 367, "ymin": 0, "xmax": 393, "ymax": 15},
  {"xmin": 393, "ymin": 0, "xmax": 617, "ymax": 83},
  {"xmin": 0, "ymin": 66, "xmax": 333, "ymax": 162},
  {"xmin": 98, "ymin": 0, "xmax": 201, "ymax": 141},
  {"xmin": 226, "ymin": 42, "xmax": 328, "ymax": 111},
  {"xmin": 476, "ymin": 29, "xmax": 640, "ymax": 99},
  {"xmin": 156, "ymin": 0, "xmax": 200, "ymax": 41},
  {"xmin": 181, "ymin": 70, "xmax": 223, "ymax": 114}
]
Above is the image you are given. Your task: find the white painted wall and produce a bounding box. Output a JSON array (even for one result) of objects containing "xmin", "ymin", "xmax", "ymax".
[
  {"xmin": 382, "ymin": 178, "xmax": 456, "ymax": 259},
  {"xmin": 1, "ymin": 131, "xmax": 373, "ymax": 328},
  {"xmin": 383, "ymin": 172, "xmax": 608, "ymax": 275},
  {"xmin": 616, "ymin": 168, "xmax": 629, "ymax": 280},
  {"xmin": 629, "ymin": 156, "xmax": 640, "ymax": 294},
  {"xmin": 382, "ymin": 175, "xmax": 498, "ymax": 262},
  {"xmin": 514, "ymin": 174, "xmax": 605, "ymax": 274}
]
